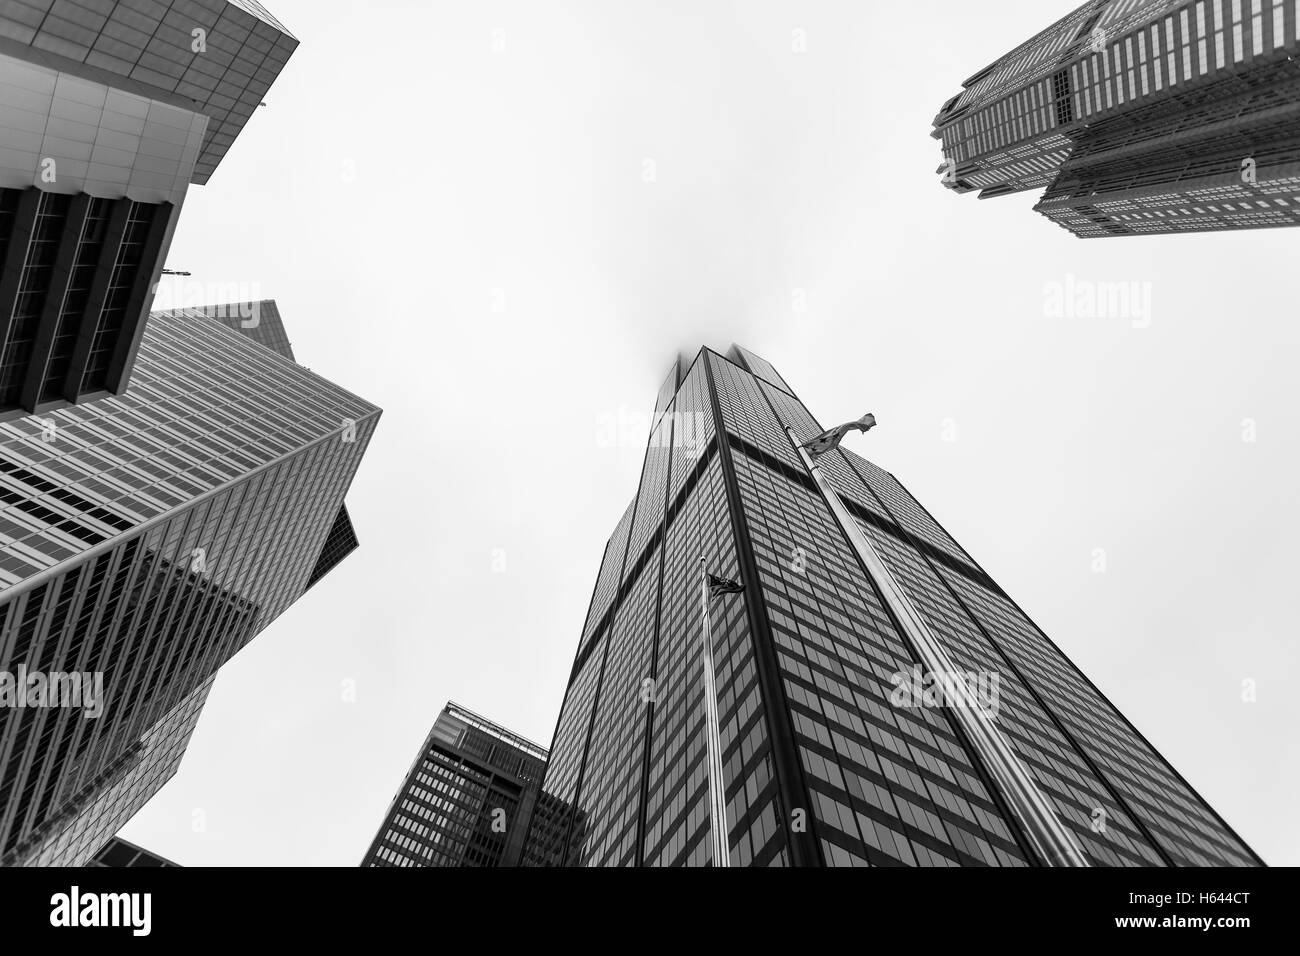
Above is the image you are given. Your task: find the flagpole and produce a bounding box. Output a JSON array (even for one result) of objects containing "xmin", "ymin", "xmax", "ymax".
[
  {"xmin": 699, "ymin": 558, "xmax": 731, "ymax": 868},
  {"xmin": 785, "ymin": 428, "xmax": 1089, "ymax": 867}
]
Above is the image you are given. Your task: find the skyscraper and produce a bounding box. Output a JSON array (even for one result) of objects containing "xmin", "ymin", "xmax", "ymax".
[
  {"xmin": 0, "ymin": 303, "xmax": 379, "ymax": 866},
  {"xmin": 934, "ymin": 0, "xmax": 1300, "ymax": 237},
  {"xmin": 0, "ymin": 1, "xmax": 298, "ymax": 416},
  {"xmin": 361, "ymin": 703, "xmax": 548, "ymax": 868},
  {"xmin": 523, "ymin": 346, "xmax": 1263, "ymax": 867}
]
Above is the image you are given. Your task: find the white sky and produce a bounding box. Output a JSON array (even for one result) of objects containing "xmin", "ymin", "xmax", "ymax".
[{"xmin": 122, "ymin": 0, "xmax": 1299, "ymax": 866}]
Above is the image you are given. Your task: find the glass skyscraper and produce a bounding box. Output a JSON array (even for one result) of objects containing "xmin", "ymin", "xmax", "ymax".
[
  {"xmin": 0, "ymin": 303, "xmax": 380, "ymax": 866},
  {"xmin": 361, "ymin": 703, "xmax": 548, "ymax": 868},
  {"xmin": 523, "ymin": 346, "xmax": 1263, "ymax": 867},
  {"xmin": 934, "ymin": 0, "xmax": 1300, "ymax": 237},
  {"xmin": 0, "ymin": 1, "xmax": 298, "ymax": 416}
]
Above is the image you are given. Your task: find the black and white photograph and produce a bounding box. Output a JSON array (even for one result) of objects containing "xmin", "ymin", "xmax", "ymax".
[{"xmin": 0, "ymin": 0, "xmax": 1294, "ymax": 938}]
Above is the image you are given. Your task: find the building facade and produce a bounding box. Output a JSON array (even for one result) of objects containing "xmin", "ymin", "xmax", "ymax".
[
  {"xmin": 200, "ymin": 300, "xmax": 360, "ymax": 589},
  {"xmin": 0, "ymin": 0, "xmax": 297, "ymax": 416},
  {"xmin": 523, "ymin": 346, "xmax": 1262, "ymax": 867},
  {"xmin": 361, "ymin": 703, "xmax": 548, "ymax": 868},
  {"xmin": 934, "ymin": 0, "xmax": 1300, "ymax": 237},
  {"xmin": 26, "ymin": 679, "xmax": 206, "ymax": 870},
  {"xmin": 0, "ymin": 0, "xmax": 298, "ymax": 184},
  {"xmin": 0, "ymin": 303, "xmax": 380, "ymax": 866}
]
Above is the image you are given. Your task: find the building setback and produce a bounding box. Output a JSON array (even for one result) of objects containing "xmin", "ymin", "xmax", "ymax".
[
  {"xmin": 88, "ymin": 834, "xmax": 180, "ymax": 867},
  {"xmin": 0, "ymin": 0, "xmax": 298, "ymax": 417},
  {"xmin": 522, "ymin": 346, "xmax": 1262, "ymax": 867},
  {"xmin": 361, "ymin": 703, "xmax": 548, "ymax": 868},
  {"xmin": 0, "ymin": 303, "xmax": 379, "ymax": 866},
  {"xmin": 933, "ymin": 0, "xmax": 1300, "ymax": 237}
]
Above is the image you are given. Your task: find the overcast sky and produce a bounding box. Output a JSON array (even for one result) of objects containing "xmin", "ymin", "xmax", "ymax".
[{"xmin": 122, "ymin": 0, "xmax": 1299, "ymax": 867}]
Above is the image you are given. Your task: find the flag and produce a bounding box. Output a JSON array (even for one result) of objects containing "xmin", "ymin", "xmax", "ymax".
[
  {"xmin": 802, "ymin": 413, "xmax": 877, "ymax": 459},
  {"xmin": 707, "ymin": 574, "xmax": 745, "ymax": 599}
]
